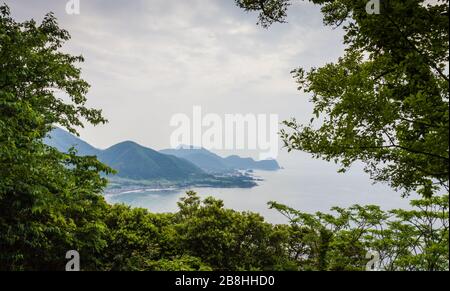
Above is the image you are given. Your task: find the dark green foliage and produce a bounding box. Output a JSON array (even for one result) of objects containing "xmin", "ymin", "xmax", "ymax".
[
  {"xmin": 269, "ymin": 194, "xmax": 449, "ymax": 271},
  {"xmin": 95, "ymin": 191, "xmax": 295, "ymax": 271},
  {"xmin": 235, "ymin": 0, "xmax": 291, "ymax": 28},
  {"xmin": 0, "ymin": 5, "xmax": 111, "ymax": 270},
  {"xmin": 172, "ymin": 191, "xmax": 292, "ymax": 270},
  {"xmin": 89, "ymin": 190, "xmax": 448, "ymax": 271},
  {"xmin": 87, "ymin": 191, "xmax": 450, "ymax": 271}
]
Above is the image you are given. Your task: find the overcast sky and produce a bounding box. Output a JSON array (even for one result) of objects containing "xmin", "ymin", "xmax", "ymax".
[{"xmin": 5, "ymin": 0, "xmax": 348, "ymax": 164}]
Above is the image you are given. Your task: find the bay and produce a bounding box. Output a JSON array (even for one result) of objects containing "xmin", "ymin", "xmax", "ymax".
[{"xmin": 104, "ymin": 158, "xmax": 413, "ymax": 224}]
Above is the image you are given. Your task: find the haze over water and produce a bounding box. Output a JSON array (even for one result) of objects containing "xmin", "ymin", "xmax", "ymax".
[{"xmin": 105, "ymin": 152, "xmax": 413, "ymax": 224}]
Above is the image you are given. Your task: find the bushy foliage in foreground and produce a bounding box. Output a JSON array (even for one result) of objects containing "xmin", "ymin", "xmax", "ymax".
[
  {"xmin": 96, "ymin": 191, "xmax": 448, "ymax": 271},
  {"xmin": 4, "ymin": 188, "xmax": 447, "ymax": 271}
]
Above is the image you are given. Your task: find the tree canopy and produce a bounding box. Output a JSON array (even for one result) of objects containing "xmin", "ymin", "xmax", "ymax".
[
  {"xmin": 237, "ymin": 0, "xmax": 449, "ymax": 197},
  {"xmin": 0, "ymin": 4, "xmax": 111, "ymax": 270}
]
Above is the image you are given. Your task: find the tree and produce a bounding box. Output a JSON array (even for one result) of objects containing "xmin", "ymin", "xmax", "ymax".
[
  {"xmin": 235, "ymin": 0, "xmax": 449, "ymax": 197},
  {"xmin": 173, "ymin": 191, "xmax": 294, "ymax": 270},
  {"xmin": 97, "ymin": 191, "xmax": 296, "ymax": 271},
  {"xmin": 0, "ymin": 5, "xmax": 112, "ymax": 270},
  {"xmin": 269, "ymin": 194, "xmax": 449, "ymax": 271}
]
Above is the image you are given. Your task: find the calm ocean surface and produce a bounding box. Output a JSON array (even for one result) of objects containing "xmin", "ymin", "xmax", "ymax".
[{"xmin": 104, "ymin": 157, "xmax": 414, "ymax": 224}]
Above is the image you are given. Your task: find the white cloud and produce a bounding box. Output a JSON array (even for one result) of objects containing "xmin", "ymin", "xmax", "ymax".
[{"xmin": 5, "ymin": 0, "xmax": 345, "ymax": 161}]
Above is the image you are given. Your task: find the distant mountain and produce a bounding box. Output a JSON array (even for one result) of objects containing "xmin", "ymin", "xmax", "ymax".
[
  {"xmin": 44, "ymin": 128, "xmax": 205, "ymax": 180},
  {"xmin": 99, "ymin": 141, "xmax": 204, "ymax": 180},
  {"xmin": 44, "ymin": 128, "xmax": 279, "ymax": 185},
  {"xmin": 160, "ymin": 146, "xmax": 281, "ymax": 172},
  {"xmin": 44, "ymin": 127, "xmax": 100, "ymax": 156},
  {"xmin": 160, "ymin": 146, "xmax": 230, "ymax": 173},
  {"xmin": 223, "ymin": 155, "xmax": 280, "ymax": 171}
]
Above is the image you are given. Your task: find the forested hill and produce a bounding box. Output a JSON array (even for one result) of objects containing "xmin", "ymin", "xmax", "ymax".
[{"xmin": 45, "ymin": 128, "xmax": 205, "ymax": 180}]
